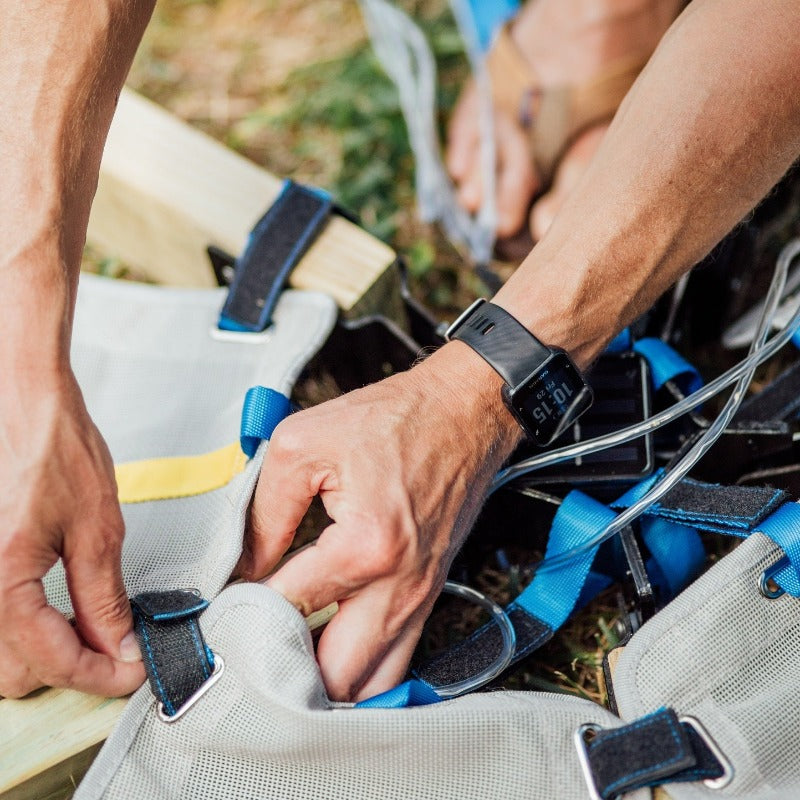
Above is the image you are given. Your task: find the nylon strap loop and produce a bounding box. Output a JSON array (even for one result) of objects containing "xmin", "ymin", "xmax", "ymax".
[{"xmin": 131, "ymin": 590, "xmax": 216, "ymax": 719}]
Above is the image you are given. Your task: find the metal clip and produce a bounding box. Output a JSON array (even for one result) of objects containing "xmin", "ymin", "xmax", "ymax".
[{"xmin": 157, "ymin": 654, "xmax": 226, "ymax": 723}]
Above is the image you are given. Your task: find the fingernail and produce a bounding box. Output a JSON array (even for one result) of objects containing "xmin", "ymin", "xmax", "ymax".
[{"xmin": 118, "ymin": 632, "xmax": 142, "ymax": 663}]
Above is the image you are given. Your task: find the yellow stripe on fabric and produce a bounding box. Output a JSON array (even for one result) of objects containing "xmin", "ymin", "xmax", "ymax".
[{"xmin": 115, "ymin": 442, "xmax": 249, "ymax": 504}]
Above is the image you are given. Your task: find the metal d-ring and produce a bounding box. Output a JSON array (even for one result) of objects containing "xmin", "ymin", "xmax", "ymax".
[
  {"xmin": 758, "ymin": 556, "xmax": 789, "ymax": 600},
  {"xmin": 157, "ymin": 654, "xmax": 226, "ymax": 723}
]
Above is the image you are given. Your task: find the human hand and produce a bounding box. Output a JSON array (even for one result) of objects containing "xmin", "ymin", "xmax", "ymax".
[
  {"xmin": 0, "ymin": 371, "xmax": 144, "ymax": 698},
  {"xmin": 241, "ymin": 344, "xmax": 520, "ymax": 701}
]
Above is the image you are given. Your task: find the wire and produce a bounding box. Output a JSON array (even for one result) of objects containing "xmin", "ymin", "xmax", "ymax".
[{"xmin": 493, "ymin": 238, "xmax": 800, "ymax": 572}]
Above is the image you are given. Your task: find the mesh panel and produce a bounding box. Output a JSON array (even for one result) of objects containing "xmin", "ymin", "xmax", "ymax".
[
  {"xmin": 77, "ymin": 585, "xmax": 650, "ymax": 800},
  {"xmin": 614, "ymin": 531, "xmax": 800, "ymax": 800},
  {"xmin": 44, "ymin": 274, "xmax": 337, "ymax": 611}
]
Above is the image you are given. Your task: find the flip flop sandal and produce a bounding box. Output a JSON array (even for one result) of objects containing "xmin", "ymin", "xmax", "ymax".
[{"xmin": 487, "ymin": 24, "xmax": 648, "ymax": 187}]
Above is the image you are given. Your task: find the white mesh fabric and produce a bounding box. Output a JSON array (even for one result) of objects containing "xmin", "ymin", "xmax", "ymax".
[
  {"xmin": 75, "ymin": 584, "xmax": 651, "ymax": 800},
  {"xmin": 44, "ymin": 274, "xmax": 337, "ymax": 614},
  {"xmin": 613, "ymin": 531, "xmax": 800, "ymax": 800}
]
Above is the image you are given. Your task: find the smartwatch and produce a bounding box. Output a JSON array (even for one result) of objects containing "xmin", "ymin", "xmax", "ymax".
[{"xmin": 445, "ymin": 299, "xmax": 593, "ymax": 446}]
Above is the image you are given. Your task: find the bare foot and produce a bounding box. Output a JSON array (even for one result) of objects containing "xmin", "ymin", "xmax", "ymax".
[{"xmin": 447, "ymin": 0, "xmax": 685, "ymax": 239}]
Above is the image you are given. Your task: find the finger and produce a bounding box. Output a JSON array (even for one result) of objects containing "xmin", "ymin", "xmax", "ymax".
[
  {"xmin": 0, "ymin": 643, "xmax": 40, "ymax": 698},
  {"xmin": 63, "ymin": 507, "xmax": 140, "ymax": 664},
  {"xmin": 351, "ymin": 616, "xmax": 427, "ymax": 702},
  {"xmin": 456, "ymin": 152, "xmax": 484, "ymax": 214},
  {"xmin": 495, "ymin": 113, "xmax": 539, "ymax": 237},
  {"xmin": 314, "ymin": 592, "xmax": 423, "ymax": 702},
  {"xmin": 266, "ymin": 524, "xmax": 365, "ymax": 616},
  {"xmin": 241, "ymin": 426, "xmax": 320, "ymax": 580},
  {"xmin": 5, "ymin": 580, "xmax": 144, "ymax": 696},
  {"xmin": 446, "ymin": 83, "xmax": 480, "ymax": 180},
  {"xmin": 529, "ymin": 190, "xmax": 559, "ymax": 241}
]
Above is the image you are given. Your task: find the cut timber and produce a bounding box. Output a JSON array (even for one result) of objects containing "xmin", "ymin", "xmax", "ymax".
[
  {"xmin": 0, "ymin": 602, "xmax": 337, "ymax": 799},
  {"xmin": 88, "ymin": 88, "xmax": 398, "ymax": 317}
]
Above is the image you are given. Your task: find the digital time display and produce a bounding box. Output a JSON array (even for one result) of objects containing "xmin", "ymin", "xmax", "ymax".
[{"xmin": 507, "ymin": 354, "xmax": 594, "ymax": 446}]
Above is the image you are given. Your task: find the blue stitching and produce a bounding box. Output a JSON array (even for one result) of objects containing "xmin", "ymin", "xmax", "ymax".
[
  {"xmin": 136, "ymin": 617, "xmax": 175, "ymax": 716},
  {"xmin": 189, "ymin": 619, "xmax": 210, "ymax": 681},
  {"xmin": 151, "ymin": 600, "xmax": 208, "ymax": 621},
  {"xmin": 594, "ymin": 712, "xmax": 689, "ymax": 797}
]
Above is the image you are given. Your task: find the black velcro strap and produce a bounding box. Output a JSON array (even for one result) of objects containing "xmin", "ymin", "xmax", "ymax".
[
  {"xmin": 584, "ymin": 709, "xmax": 725, "ymax": 799},
  {"xmin": 614, "ymin": 476, "xmax": 787, "ymax": 535},
  {"xmin": 218, "ymin": 180, "xmax": 333, "ymax": 332},
  {"xmin": 736, "ymin": 359, "xmax": 800, "ymax": 422},
  {"xmin": 413, "ymin": 603, "xmax": 551, "ymax": 690},
  {"xmin": 131, "ymin": 589, "xmax": 215, "ymax": 719}
]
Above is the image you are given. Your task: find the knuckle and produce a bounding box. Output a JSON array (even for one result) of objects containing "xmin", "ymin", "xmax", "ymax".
[
  {"xmin": 360, "ymin": 525, "xmax": 409, "ymax": 579},
  {"xmin": 39, "ymin": 661, "xmax": 77, "ymax": 690},
  {"xmin": 268, "ymin": 422, "xmax": 304, "ymax": 461}
]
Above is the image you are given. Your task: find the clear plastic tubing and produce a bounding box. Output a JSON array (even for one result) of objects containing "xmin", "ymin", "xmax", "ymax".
[
  {"xmin": 493, "ymin": 239, "xmax": 800, "ymax": 494},
  {"xmin": 491, "ymin": 239, "xmax": 800, "ymax": 572},
  {"xmin": 434, "ymin": 580, "xmax": 517, "ymax": 698}
]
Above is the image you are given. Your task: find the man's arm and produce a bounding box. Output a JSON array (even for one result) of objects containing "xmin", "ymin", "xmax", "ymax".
[
  {"xmin": 247, "ymin": 0, "xmax": 800, "ymax": 701},
  {"xmin": 0, "ymin": 1, "xmax": 154, "ymax": 698}
]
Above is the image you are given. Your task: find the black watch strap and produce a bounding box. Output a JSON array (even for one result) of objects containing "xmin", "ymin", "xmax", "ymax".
[{"xmin": 446, "ymin": 299, "xmax": 550, "ymax": 388}]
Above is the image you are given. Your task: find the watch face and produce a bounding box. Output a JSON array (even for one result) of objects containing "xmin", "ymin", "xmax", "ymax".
[{"xmin": 508, "ymin": 353, "xmax": 594, "ymax": 446}]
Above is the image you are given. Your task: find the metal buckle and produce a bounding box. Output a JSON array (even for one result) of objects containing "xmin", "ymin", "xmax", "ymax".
[
  {"xmin": 444, "ymin": 298, "xmax": 486, "ymax": 341},
  {"xmin": 574, "ymin": 716, "xmax": 734, "ymax": 798},
  {"xmin": 156, "ymin": 654, "xmax": 226, "ymax": 723},
  {"xmin": 574, "ymin": 723, "xmax": 604, "ymax": 800},
  {"xmin": 679, "ymin": 715, "xmax": 735, "ymax": 790}
]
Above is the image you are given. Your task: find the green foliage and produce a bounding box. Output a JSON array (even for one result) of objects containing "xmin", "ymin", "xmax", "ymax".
[{"xmin": 265, "ymin": 13, "xmax": 465, "ymax": 244}]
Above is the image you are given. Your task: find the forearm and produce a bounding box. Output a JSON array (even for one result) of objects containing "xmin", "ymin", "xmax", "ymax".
[
  {"xmin": 495, "ymin": 0, "xmax": 800, "ymax": 367},
  {"xmin": 0, "ymin": 0, "xmax": 154, "ymax": 382}
]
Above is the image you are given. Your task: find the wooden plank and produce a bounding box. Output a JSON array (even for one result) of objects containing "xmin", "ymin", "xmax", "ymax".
[
  {"xmin": 0, "ymin": 603, "xmax": 336, "ymax": 799},
  {"xmin": 87, "ymin": 88, "xmax": 398, "ymax": 316}
]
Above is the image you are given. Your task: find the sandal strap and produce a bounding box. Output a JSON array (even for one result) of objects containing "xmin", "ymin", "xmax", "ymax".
[{"xmin": 487, "ymin": 23, "xmax": 647, "ymax": 182}]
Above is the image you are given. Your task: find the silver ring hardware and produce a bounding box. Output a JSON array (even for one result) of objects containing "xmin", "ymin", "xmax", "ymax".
[
  {"xmin": 758, "ymin": 555, "xmax": 789, "ymax": 600},
  {"xmin": 157, "ymin": 653, "xmax": 226, "ymax": 723},
  {"xmin": 679, "ymin": 715, "xmax": 735, "ymax": 790},
  {"xmin": 573, "ymin": 722, "xmax": 604, "ymax": 800}
]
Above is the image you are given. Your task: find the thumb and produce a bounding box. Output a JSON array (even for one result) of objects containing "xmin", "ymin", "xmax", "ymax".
[{"xmin": 64, "ymin": 507, "xmax": 140, "ymax": 663}]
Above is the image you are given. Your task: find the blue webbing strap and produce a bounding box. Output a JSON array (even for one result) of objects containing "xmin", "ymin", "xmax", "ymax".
[
  {"xmin": 614, "ymin": 471, "xmax": 800, "ymax": 595},
  {"xmin": 355, "ymin": 679, "xmax": 442, "ymax": 709},
  {"xmin": 633, "ymin": 337, "xmax": 703, "ymax": 395},
  {"xmin": 466, "ymin": 0, "xmax": 519, "ymax": 51},
  {"xmin": 640, "ymin": 518, "xmax": 706, "ymax": 601},
  {"xmin": 413, "ymin": 492, "xmax": 616, "ymax": 690},
  {"xmin": 240, "ymin": 386, "xmax": 292, "ymax": 457}
]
